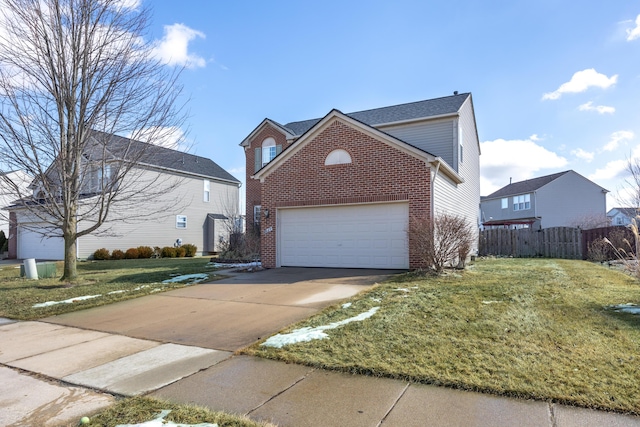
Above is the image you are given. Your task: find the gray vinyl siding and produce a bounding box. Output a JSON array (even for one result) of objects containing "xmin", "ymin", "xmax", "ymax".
[
  {"xmin": 432, "ymin": 98, "xmax": 480, "ymax": 252},
  {"xmin": 480, "ymin": 195, "xmax": 537, "ymax": 223},
  {"xmin": 77, "ymin": 167, "xmax": 239, "ymax": 258},
  {"xmin": 535, "ymin": 172, "xmax": 606, "ymax": 228},
  {"xmin": 382, "ymin": 119, "xmax": 455, "ymax": 167}
]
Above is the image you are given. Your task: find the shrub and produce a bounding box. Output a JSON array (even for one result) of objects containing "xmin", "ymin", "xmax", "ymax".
[
  {"xmin": 161, "ymin": 246, "xmax": 177, "ymax": 258},
  {"xmin": 93, "ymin": 248, "xmax": 110, "ymax": 260},
  {"xmin": 176, "ymin": 246, "xmax": 187, "ymax": 257},
  {"xmin": 111, "ymin": 249, "xmax": 125, "ymax": 260},
  {"xmin": 588, "ymin": 238, "xmax": 610, "ymax": 262},
  {"xmin": 153, "ymin": 246, "xmax": 162, "ymax": 258},
  {"xmin": 137, "ymin": 246, "xmax": 154, "ymax": 259},
  {"xmin": 125, "ymin": 248, "xmax": 139, "ymax": 259},
  {"xmin": 409, "ymin": 213, "xmax": 475, "ymax": 273},
  {"xmin": 182, "ymin": 243, "xmax": 197, "ymax": 257}
]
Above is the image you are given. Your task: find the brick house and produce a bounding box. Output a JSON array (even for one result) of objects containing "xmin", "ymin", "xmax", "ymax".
[{"xmin": 241, "ymin": 93, "xmax": 480, "ymax": 269}]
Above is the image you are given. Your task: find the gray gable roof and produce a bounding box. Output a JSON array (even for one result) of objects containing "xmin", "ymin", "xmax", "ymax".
[
  {"xmin": 485, "ymin": 171, "xmax": 570, "ymax": 199},
  {"xmin": 283, "ymin": 93, "xmax": 470, "ymax": 136},
  {"xmin": 91, "ymin": 131, "xmax": 240, "ymax": 184}
]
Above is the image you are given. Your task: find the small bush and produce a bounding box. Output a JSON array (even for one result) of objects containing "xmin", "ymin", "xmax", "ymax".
[
  {"xmin": 588, "ymin": 238, "xmax": 610, "ymax": 262},
  {"xmin": 153, "ymin": 246, "xmax": 162, "ymax": 258},
  {"xmin": 111, "ymin": 249, "xmax": 125, "ymax": 260},
  {"xmin": 125, "ymin": 248, "xmax": 139, "ymax": 259},
  {"xmin": 176, "ymin": 246, "xmax": 187, "ymax": 257},
  {"xmin": 161, "ymin": 246, "xmax": 177, "ymax": 258},
  {"xmin": 182, "ymin": 243, "xmax": 197, "ymax": 257},
  {"xmin": 93, "ymin": 248, "xmax": 110, "ymax": 260},
  {"xmin": 137, "ymin": 246, "xmax": 154, "ymax": 259}
]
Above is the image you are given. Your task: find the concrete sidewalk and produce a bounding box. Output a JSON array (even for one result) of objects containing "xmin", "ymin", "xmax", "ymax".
[{"xmin": 2, "ymin": 267, "xmax": 640, "ymax": 426}]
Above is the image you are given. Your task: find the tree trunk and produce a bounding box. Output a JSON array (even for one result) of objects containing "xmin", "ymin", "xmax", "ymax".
[{"xmin": 62, "ymin": 220, "xmax": 77, "ymax": 281}]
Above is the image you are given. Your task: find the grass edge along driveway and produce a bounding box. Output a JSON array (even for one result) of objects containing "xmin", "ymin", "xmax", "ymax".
[{"xmin": 245, "ymin": 258, "xmax": 640, "ymax": 414}]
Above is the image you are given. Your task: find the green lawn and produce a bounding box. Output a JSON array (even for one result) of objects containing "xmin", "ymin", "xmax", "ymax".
[
  {"xmin": 245, "ymin": 258, "xmax": 640, "ymax": 414},
  {"xmin": 0, "ymin": 257, "xmax": 223, "ymax": 320}
]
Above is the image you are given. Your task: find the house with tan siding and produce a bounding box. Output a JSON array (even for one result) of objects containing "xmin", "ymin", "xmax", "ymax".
[
  {"xmin": 241, "ymin": 92, "xmax": 481, "ymax": 269},
  {"xmin": 8, "ymin": 132, "xmax": 240, "ymax": 260}
]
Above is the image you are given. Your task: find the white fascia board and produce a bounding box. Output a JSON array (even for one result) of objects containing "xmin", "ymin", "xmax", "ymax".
[
  {"xmin": 239, "ymin": 119, "xmax": 294, "ymax": 147},
  {"xmin": 253, "ymin": 110, "xmax": 437, "ymax": 182}
]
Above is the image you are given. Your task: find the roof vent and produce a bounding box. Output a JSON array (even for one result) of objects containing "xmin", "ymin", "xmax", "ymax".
[{"xmin": 453, "ymin": 91, "xmax": 458, "ymax": 95}]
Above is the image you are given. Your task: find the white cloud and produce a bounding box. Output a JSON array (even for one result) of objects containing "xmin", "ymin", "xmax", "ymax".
[
  {"xmin": 578, "ymin": 101, "xmax": 615, "ymax": 114},
  {"xmin": 530, "ymin": 134, "xmax": 542, "ymax": 141},
  {"xmin": 112, "ymin": 0, "xmax": 141, "ymax": 10},
  {"xmin": 603, "ymin": 130, "xmax": 634, "ymax": 152},
  {"xmin": 571, "ymin": 148, "xmax": 594, "ymax": 162},
  {"xmin": 542, "ymin": 69, "xmax": 618, "ymax": 100},
  {"xmin": 152, "ymin": 23, "xmax": 206, "ymax": 68},
  {"xmin": 130, "ymin": 126, "xmax": 188, "ymax": 151},
  {"xmin": 589, "ymin": 159, "xmax": 627, "ymax": 181},
  {"xmin": 480, "ymin": 137, "xmax": 568, "ymax": 195},
  {"xmin": 627, "ymin": 14, "xmax": 640, "ymax": 41}
]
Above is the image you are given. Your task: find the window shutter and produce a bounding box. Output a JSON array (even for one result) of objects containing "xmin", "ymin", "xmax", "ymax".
[
  {"xmin": 254, "ymin": 147, "xmax": 261, "ymax": 172},
  {"xmin": 276, "ymin": 144, "xmax": 282, "ymax": 155}
]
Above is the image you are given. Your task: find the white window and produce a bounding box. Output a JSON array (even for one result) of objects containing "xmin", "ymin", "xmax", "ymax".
[
  {"xmin": 262, "ymin": 137, "xmax": 276, "ymax": 167},
  {"xmin": 254, "ymin": 205, "xmax": 261, "ymax": 226},
  {"xmin": 325, "ymin": 149, "xmax": 352, "ymax": 165},
  {"xmin": 501, "ymin": 198, "xmax": 508, "ymax": 209},
  {"xmin": 459, "ymin": 125, "xmax": 464, "ymax": 163},
  {"xmin": 617, "ymin": 217, "xmax": 623, "ymax": 225},
  {"xmin": 203, "ymin": 180, "xmax": 210, "ymax": 202},
  {"xmin": 513, "ymin": 194, "xmax": 531, "ymax": 211},
  {"xmin": 176, "ymin": 215, "xmax": 187, "ymax": 229}
]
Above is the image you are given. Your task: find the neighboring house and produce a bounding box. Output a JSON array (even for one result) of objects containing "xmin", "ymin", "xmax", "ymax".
[
  {"xmin": 8, "ymin": 132, "xmax": 240, "ymax": 260},
  {"xmin": 607, "ymin": 207, "xmax": 638, "ymax": 226},
  {"xmin": 241, "ymin": 92, "xmax": 481, "ymax": 269},
  {"xmin": 480, "ymin": 170, "xmax": 608, "ymax": 230},
  {"xmin": 0, "ymin": 170, "xmax": 32, "ymax": 236}
]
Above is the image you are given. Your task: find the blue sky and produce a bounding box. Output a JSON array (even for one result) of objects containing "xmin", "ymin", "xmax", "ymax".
[{"xmin": 145, "ymin": 1, "xmax": 640, "ymax": 211}]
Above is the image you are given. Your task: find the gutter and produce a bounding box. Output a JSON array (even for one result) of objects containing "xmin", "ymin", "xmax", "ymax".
[{"xmin": 431, "ymin": 161, "xmax": 441, "ymax": 220}]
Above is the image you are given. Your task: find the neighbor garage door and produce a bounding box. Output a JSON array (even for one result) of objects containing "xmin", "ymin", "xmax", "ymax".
[
  {"xmin": 17, "ymin": 225, "xmax": 64, "ymax": 260},
  {"xmin": 278, "ymin": 203, "xmax": 409, "ymax": 269}
]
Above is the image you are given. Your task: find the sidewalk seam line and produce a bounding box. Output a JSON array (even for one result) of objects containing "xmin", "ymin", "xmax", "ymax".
[
  {"xmin": 376, "ymin": 382, "xmax": 410, "ymax": 427},
  {"xmin": 245, "ymin": 367, "xmax": 317, "ymax": 416},
  {"xmin": 549, "ymin": 402, "xmax": 557, "ymax": 427}
]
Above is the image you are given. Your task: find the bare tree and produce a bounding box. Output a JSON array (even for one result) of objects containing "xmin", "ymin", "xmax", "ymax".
[
  {"xmin": 617, "ymin": 157, "xmax": 640, "ymax": 209},
  {"xmin": 0, "ymin": 0, "xmax": 186, "ymax": 279}
]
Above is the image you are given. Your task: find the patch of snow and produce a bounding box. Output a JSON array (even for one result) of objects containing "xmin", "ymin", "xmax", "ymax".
[
  {"xmin": 32, "ymin": 294, "xmax": 102, "ymax": 308},
  {"xmin": 342, "ymin": 302, "xmax": 352, "ymax": 309},
  {"xmin": 261, "ymin": 307, "xmax": 380, "ymax": 348},
  {"xmin": 208, "ymin": 261, "xmax": 262, "ymax": 268},
  {"xmin": 394, "ymin": 288, "xmax": 410, "ymax": 292},
  {"xmin": 115, "ymin": 409, "xmax": 218, "ymax": 427},
  {"xmin": 108, "ymin": 290, "xmax": 127, "ymax": 295},
  {"xmin": 162, "ymin": 273, "xmax": 208, "ymax": 284},
  {"xmin": 482, "ymin": 300, "xmax": 502, "ymax": 305},
  {"xmin": 133, "ymin": 285, "xmax": 150, "ymax": 291},
  {"xmin": 609, "ymin": 303, "xmax": 640, "ymax": 315},
  {"xmin": 371, "ymin": 297, "xmax": 381, "ymax": 302}
]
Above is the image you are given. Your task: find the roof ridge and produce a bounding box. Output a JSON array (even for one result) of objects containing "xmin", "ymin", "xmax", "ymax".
[{"xmin": 345, "ymin": 93, "xmax": 470, "ymax": 116}]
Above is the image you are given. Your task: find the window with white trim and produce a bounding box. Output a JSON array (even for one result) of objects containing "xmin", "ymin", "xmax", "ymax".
[
  {"xmin": 176, "ymin": 215, "xmax": 187, "ymax": 229},
  {"xmin": 254, "ymin": 205, "xmax": 261, "ymax": 227},
  {"xmin": 458, "ymin": 125, "xmax": 464, "ymax": 163},
  {"xmin": 501, "ymin": 198, "xmax": 508, "ymax": 209},
  {"xmin": 262, "ymin": 138, "xmax": 276, "ymax": 167},
  {"xmin": 203, "ymin": 179, "xmax": 210, "ymax": 202},
  {"xmin": 325, "ymin": 149, "xmax": 352, "ymax": 165},
  {"xmin": 513, "ymin": 194, "xmax": 531, "ymax": 211}
]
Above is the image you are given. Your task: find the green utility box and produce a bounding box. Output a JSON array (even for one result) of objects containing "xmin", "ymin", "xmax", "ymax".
[{"xmin": 20, "ymin": 262, "xmax": 58, "ymax": 279}]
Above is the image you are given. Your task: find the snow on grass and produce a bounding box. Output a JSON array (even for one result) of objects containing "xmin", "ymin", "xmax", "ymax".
[
  {"xmin": 207, "ymin": 261, "xmax": 261, "ymax": 269},
  {"xmin": 32, "ymin": 294, "xmax": 102, "ymax": 308},
  {"xmin": 161, "ymin": 273, "xmax": 209, "ymax": 284},
  {"xmin": 609, "ymin": 303, "xmax": 640, "ymax": 315},
  {"xmin": 115, "ymin": 409, "xmax": 218, "ymax": 427},
  {"xmin": 342, "ymin": 302, "xmax": 352, "ymax": 309},
  {"xmin": 261, "ymin": 307, "xmax": 380, "ymax": 348},
  {"xmin": 394, "ymin": 288, "xmax": 411, "ymax": 292}
]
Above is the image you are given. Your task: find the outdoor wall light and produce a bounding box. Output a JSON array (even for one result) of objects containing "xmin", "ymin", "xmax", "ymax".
[{"xmin": 264, "ymin": 208, "xmax": 269, "ymax": 218}]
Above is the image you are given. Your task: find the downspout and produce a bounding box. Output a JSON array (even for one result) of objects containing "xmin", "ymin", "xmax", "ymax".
[{"xmin": 431, "ymin": 160, "xmax": 441, "ymax": 220}]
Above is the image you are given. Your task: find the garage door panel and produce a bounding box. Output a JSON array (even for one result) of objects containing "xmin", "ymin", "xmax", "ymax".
[
  {"xmin": 278, "ymin": 203, "xmax": 409, "ymax": 269},
  {"xmin": 18, "ymin": 225, "xmax": 64, "ymax": 260}
]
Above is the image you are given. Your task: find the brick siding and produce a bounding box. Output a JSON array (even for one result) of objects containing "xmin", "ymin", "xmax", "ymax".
[{"xmin": 246, "ymin": 118, "xmax": 431, "ymax": 269}]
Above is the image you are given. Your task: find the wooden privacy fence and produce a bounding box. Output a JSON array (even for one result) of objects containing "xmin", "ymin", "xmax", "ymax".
[{"xmin": 479, "ymin": 227, "xmax": 582, "ymax": 259}]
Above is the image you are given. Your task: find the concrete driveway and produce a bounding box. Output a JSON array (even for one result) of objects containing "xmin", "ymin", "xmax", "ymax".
[{"xmin": 43, "ymin": 267, "xmax": 398, "ymax": 351}]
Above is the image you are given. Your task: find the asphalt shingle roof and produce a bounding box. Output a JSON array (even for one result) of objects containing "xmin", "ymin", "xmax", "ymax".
[
  {"xmin": 283, "ymin": 93, "xmax": 470, "ymax": 136},
  {"xmin": 91, "ymin": 131, "xmax": 240, "ymax": 183},
  {"xmin": 485, "ymin": 171, "xmax": 570, "ymax": 199},
  {"xmin": 609, "ymin": 207, "xmax": 638, "ymax": 217}
]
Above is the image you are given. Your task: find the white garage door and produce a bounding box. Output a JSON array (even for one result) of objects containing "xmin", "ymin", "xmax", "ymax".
[
  {"xmin": 278, "ymin": 203, "xmax": 409, "ymax": 269},
  {"xmin": 17, "ymin": 226, "xmax": 64, "ymax": 260}
]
